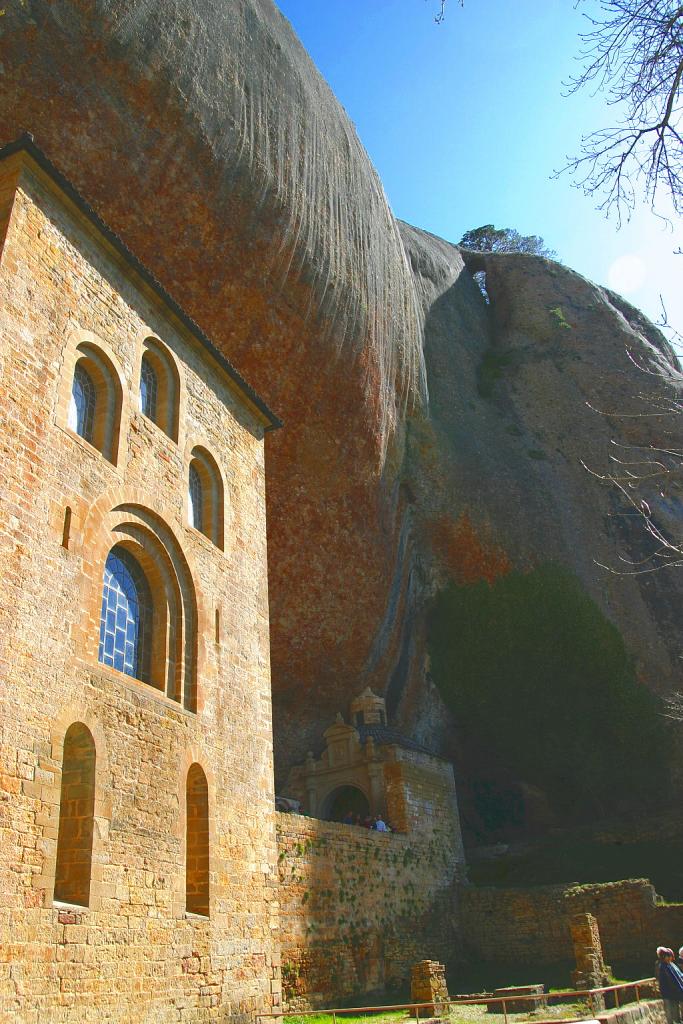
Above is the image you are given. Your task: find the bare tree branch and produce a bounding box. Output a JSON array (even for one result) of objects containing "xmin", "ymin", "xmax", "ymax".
[
  {"xmin": 583, "ymin": 340, "xmax": 683, "ymax": 574},
  {"xmin": 429, "ymin": 0, "xmax": 462, "ymax": 25},
  {"xmin": 559, "ymin": 2, "xmax": 683, "ymax": 222}
]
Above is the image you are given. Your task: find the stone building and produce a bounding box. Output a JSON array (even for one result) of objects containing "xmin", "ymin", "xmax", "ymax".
[
  {"xmin": 0, "ymin": 135, "xmax": 282, "ymax": 1021},
  {"xmin": 285, "ymin": 688, "xmax": 463, "ymax": 833}
]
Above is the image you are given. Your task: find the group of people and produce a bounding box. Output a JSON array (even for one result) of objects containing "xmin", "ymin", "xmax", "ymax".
[
  {"xmin": 340, "ymin": 810, "xmax": 391, "ymax": 831},
  {"xmin": 655, "ymin": 947, "xmax": 683, "ymax": 1023}
]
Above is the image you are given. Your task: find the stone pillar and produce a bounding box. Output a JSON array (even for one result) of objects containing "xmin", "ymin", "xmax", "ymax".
[
  {"xmin": 305, "ymin": 753, "xmax": 317, "ymax": 816},
  {"xmin": 368, "ymin": 760, "xmax": 384, "ymax": 816},
  {"xmin": 411, "ymin": 960, "xmax": 449, "ymax": 1016},
  {"xmin": 570, "ymin": 912, "xmax": 611, "ymax": 1008}
]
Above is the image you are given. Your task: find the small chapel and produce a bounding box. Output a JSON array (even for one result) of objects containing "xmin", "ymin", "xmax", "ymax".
[{"xmin": 285, "ymin": 688, "xmax": 461, "ymax": 834}]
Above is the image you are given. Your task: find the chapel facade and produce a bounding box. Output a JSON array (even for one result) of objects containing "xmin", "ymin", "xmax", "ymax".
[
  {"xmin": 285, "ymin": 688, "xmax": 463, "ymax": 834},
  {"xmin": 0, "ymin": 136, "xmax": 282, "ymax": 1022}
]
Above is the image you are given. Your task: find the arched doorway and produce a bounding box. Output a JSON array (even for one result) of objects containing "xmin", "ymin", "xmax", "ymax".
[{"xmin": 324, "ymin": 785, "xmax": 370, "ymax": 823}]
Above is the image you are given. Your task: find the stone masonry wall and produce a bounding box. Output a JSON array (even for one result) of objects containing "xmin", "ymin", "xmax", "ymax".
[
  {"xmin": 276, "ymin": 812, "xmax": 465, "ymax": 1009},
  {"xmin": 459, "ymin": 880, "xmax": 683, "ymax": 975},
  {"xmin": 0, "ymin": 155, "xmax": 279, "ymax": 1022},
  {"xmin": 384, "ymin": 750, "xmax": 463, "ymax": 837}
]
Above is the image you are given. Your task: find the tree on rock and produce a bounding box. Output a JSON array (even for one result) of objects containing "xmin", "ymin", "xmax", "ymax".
[
  {"xmin": 459, "ymin": 224, "xmax": 558, "ymax": 258},
  {"xmin": 458, "ymin": 225, "xmax": 557, "ymax": 302}
]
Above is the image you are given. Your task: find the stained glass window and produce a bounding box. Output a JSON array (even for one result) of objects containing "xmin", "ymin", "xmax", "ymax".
[
  {"xmin": 188, "ymin": 463, "xmax": 204, "ymax": 533},
  {"xmin": 98, "ymin": 546, "xmax": 152, "ymax": 683},
  {"xmin": 140, "ymin": 356, "xmax": 158, "ymax": 422},
  {"xmin": 68, "ymin": 363, "xmax": 96, "ymax": 443}
]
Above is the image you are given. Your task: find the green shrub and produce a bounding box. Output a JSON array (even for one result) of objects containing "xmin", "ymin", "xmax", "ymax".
[
  {"xmin": 428, "ymin": 564, "xmax": 669, "ymax": 819},
  {"xmin": 549, "ymin": 306, "xmax": 572, "ymax": 329}
]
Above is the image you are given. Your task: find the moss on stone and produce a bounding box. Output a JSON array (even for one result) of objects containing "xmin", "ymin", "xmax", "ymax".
[{"xmin": 477, "ymin": 349, "xmax": 515, "ymax": 398}]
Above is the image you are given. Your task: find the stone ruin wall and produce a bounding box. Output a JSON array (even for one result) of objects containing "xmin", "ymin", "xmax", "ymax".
[
  {"xmin": 276, "ymin": 808, "xmax": 465, "ymax": 1009},
  {"xmin": 460, "ymin": 879, "xmax": 683, "ymax": 975}
]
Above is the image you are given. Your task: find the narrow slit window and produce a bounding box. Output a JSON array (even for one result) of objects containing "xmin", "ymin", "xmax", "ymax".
[{"xmin": 62, "ymin": 507, "xmax": 72, "ymax": 549}]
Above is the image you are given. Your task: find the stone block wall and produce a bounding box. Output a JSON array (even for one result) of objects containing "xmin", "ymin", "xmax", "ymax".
[
  {"xmin": 384, "ymin": 750, "xmax": 464, "ymax": 841},
  {"xmin": 0, "ymin": 151, "xmax": 279, "ymax": 1021},
  {"xmin": 276, "ymin": 812, "xmax": 465, "ymax": 1009},
  {"xmin": 459, "ymin": 879, "xmax": 683, "ymax": 975}
]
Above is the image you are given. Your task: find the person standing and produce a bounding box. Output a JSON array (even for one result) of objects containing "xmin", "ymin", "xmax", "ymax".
[{"xmin": 655, "ymin": 947, "xmax": 683, "ymax": 1024}]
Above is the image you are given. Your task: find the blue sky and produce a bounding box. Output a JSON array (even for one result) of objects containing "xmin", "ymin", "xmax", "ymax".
[{"xmin": 275, "ymin": 0, "xmax": 682, "ymax": 356}]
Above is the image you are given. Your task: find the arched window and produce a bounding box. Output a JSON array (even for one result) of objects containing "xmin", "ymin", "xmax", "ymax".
[
  {"xmin": 98, "ymin": 507, "xmax": 198, "ymax": 709},
  {"xmin": 98, "ymin": 545, "xmax": 152, "ymax": 683},
  {"xmin": 188, "ymin": 463, "xmax": 204, "ymax": 533},
  {"xmin": 69, "ymin": 363, "xmax": 96, "ymax": 442},
  {"xmin": 66, "ymin": 345, "xmax": 122, "ymax": 463},
  {"xmin": 186, "ymin": 764, "xmax": 209, "ymax": 916},
  {"xmin": 188, "ymin": 447, "xmax": 224, "ymax": 548},
  {"xmin": 139, "ymin": 356, "xmax": 158, "ymax": 422},
  {"xmin": 54, "ymin": 723, "xmax": 96, "ymax": 907},
  {"xmin": 138, "ymin": 338, "xmax": 179, "ymax": 441}
]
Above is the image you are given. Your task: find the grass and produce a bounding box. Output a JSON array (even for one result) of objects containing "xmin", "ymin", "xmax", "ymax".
[
  {"xmin": 449, "ymin": 1002, "xmax": 591, "ymax": 1024},
  {"xmin": 283, "ymin": 1013, "xmax": 408, "ymax": 1024},
  {"xmin": 283, "ymin": 1000, "xmax": 594, "ymax": 1024}
]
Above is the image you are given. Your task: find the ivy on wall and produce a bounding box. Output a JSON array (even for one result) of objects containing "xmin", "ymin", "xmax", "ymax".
[
  {"xmin": 428, "ymin": 563, "xmax": 670, "ymax": 824},
  {"xmin": 277, "ymin": 823, "xmax": 457, "ymax": 1004}
]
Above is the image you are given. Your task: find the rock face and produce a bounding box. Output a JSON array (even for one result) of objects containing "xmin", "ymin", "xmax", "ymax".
[{"xmin": 1, "ymin": 0, "xmax": 681, "ymax": 784}]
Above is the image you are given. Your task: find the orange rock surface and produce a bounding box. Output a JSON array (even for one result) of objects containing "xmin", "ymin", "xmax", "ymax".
[{"xmin": 1, "ymin": 0, "xmax": 681, "ymax": 779}]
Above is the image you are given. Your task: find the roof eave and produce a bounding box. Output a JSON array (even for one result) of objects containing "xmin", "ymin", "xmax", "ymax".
[{"xmin": 0, "ymin": 132, "xmax": 282, "ymax": 433}]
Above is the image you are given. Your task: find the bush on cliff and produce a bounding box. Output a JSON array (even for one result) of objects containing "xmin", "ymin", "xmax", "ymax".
[{"xmin": 428, "ymin": 563, "xmax": 670, "ymax": 823}]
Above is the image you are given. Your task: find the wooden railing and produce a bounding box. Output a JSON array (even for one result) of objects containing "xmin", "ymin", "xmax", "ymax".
[{"xmin": 257, "ymin": 977, "xmax": 657, "ymax": 1024}]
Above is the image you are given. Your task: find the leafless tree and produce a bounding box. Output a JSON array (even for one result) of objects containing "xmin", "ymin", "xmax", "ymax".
[
  {"xmin": 563, "ymin": 1, "xmax": 683, "ymax": 223},
  {"xmin": 583, "ymin": 343, "xmax": 683, "ymax": 574}
]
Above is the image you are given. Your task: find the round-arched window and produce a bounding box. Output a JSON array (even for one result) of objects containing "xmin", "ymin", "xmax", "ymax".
[
  {"xmin": 138, "ymin": 339, "xmax": 179, "ymax": 441},
  {"xmin": 98, "ymin": 545, "xmax": 152, "ymax": 683},
  {"xmin": 69, "ymin": 362, "xmax": 96, "ymax": 443},
  {"xmin": 139, "ymin": 355, "xmax": 158, "ymax": 422},
  {"xmin": 188, "ymin": 463, "xmax": 204, "ymax": 533},
  {"xmin": 66, "ymin": 344, "xmax": 122, "ymax": 463},
  {"xmin": 188, "ymin": 448, "xmax": 224, "ymax": 548}
]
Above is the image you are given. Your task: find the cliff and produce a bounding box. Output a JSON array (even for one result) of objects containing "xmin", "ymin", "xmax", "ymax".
[{"xmin": 2, "ymin": 0, "xmax": 680, "ymax": 794}]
